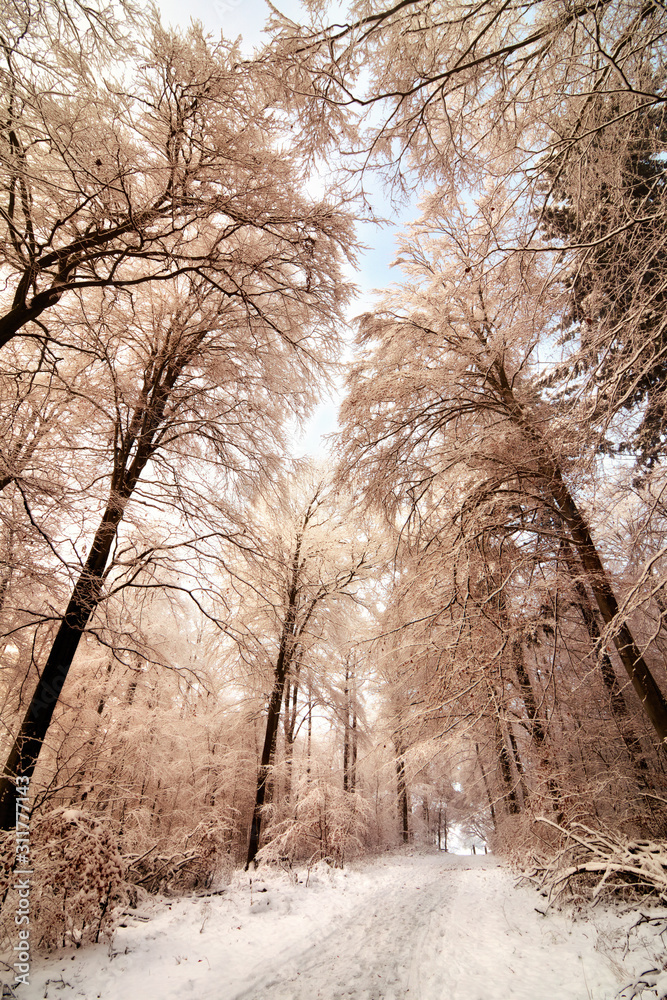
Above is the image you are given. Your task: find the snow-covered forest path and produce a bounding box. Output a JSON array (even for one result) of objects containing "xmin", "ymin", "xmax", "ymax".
[
  {"xmin": 230, "ymin": 853, "xmax": 619, "ymax": 1000},
  {"xmin": 32, "ymin": 851, "xmax": 632, "ymax": 1000}
]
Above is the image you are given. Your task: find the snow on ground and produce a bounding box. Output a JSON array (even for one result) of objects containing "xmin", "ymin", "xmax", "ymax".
[{"xmin": 21, "ymin": 849, "xmax": 667, "ymax": 1000}]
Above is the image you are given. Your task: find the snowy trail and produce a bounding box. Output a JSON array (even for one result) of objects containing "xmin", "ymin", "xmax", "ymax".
[
  {"xmin": 227, "ymin": 854, "xmax": 617, "ymax": 1000},
  {"xmin": 28, "ymin": 851, "xmax": 633, "ymax": 1000},
  {"xmin": 233, "ymin": 857, "xmax": 448, "ymax": 1000}
]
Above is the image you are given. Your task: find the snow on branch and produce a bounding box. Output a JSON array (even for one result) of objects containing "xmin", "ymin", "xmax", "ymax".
[{"xmin": 525, "ymin": 818, "xmax": 667, "ymax": 903}]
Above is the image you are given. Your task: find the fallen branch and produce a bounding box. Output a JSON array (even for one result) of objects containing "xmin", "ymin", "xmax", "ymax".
[{"xmin": 524, "ymin": 818, "xmax": 667, "ymax": 903}]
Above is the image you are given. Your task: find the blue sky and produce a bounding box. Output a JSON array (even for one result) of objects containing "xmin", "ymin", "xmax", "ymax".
[{"xmin": 156, "ymin": 0, "xmax": 287, "ymax": 53}]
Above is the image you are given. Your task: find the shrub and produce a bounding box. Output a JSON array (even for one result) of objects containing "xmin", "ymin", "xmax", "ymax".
[
  {"xmin": 259, "ymin": 783, "xmax": 372, "ymax": 867},
  {"xmin": 0, "ymin": 808, "xmax": 131, "ymax": 952}
]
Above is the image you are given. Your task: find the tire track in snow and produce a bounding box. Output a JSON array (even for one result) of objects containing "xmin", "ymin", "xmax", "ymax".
[
  {"xmin": 225, "ymin": 853, "xmax": 620, "ymax": 1000},
  {"xmin": 229, "ymin": 855, "xmax": 461, "ymax": 1000}
]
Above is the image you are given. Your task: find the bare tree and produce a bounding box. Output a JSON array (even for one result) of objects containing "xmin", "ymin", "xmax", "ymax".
[
  {"xmin": 0, "ymin": 188, "xmax": 352, "ymax": 831},
  {"xmin": 0, "ymin": 4, "xmax": 351, "ymax": 350},
  {"xmin": 265, "ymin": 0, "xmax": 666, "ymax": 194},
  {"xmin": 242, "ymin": 473, "xmax": 371, "ymax": 867},
  {"xmin": 338, "ymin": 211, "xmax": 667, "ymax": 752}
]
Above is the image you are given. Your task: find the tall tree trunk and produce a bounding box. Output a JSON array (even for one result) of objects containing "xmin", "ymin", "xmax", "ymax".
[
  {"xmin": 495, "ymin": 719, "xmax": 520, "ymax": 815},
  {"xmin": 343, "ymin": 663, "xmax": 350, "ymax": 792},
  {"xmin": 488, "ymin": 677, "xmax": 521, "ymax": 815},
  {"xmin": 284, "ymin": 658, "xmax": 302, "ymax": 804},
  {"xmin": 0, "ymin": 528, "xmax": 15, "ymax": 613},
  {"xmin": 245, "ymin": 651, "xmax": 290, "ymax": 868},
  {"xmin": 350, "ymin": 706, "xmax": 358, "ymax": 793},
  {"xmin": 473, "ymin": 311, "xmax": 667, "ymax": 743},
  {"xmin": 306, "ymin": 694, "xmax": 312, "ymax": 780},
  {"xmin": 245, "ymin": 486, "xmax": 361, "ymax": 865},
  {"xmin": 348, "ymin": 658, "xmax": 358, "ymax": 793},
  {"xmin": 511, "ymin": 638, "xmax": 547, "ymax": 745},
  {"xmin": 476, "ymin": 743, "xmax": 497, "ymax": 829},
  {"xmin": 492, "ymin": 575, "xmax": 562, "ymax": 814},
  {"xmin": 487, "ymin": 352, "xmax": 667, "ymax": 742},
  {"xmin": 246, "ymin": 532, "xmax": 305, "ymax": 869},
  {"xmin": 96, "ymin": 658, "xmax": 114, "ymax": 716},
  {"xmin": 554, "ymin": 486, "xmax": 667, "ymax": 733},
  {"xmin": 560, "ymin": 540, "xmax": 653, "ymax": 781},
  {"xmin": 507, "ymin": 724, "xmax": 529, "ymax": 806},
  {"xmin": 394, "ymin": 739, "xmax": 409, "ymax": 842},
  {"xmin": 0, "ymin": 332, "xmax": 195, "ymax": 830},
  {"xmin": 511, "ymin": 636, "xmax": 563, "ymax": 817},
  {"xmin": 0, "ymin": 495, "xmax": 129, "ymax": 829}
]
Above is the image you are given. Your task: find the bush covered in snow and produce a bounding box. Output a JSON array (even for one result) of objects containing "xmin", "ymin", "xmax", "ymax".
[
  {"xmin": 258, "ymin": 782, "xmax": 373, "ymax": 867},
  {"xmin": 0, "ymin": 808, "xmax": 131, "ymax": 952},
  {"xmin": 0, "ymin": 806, "xmax": 238, "ymax": 957},
  {"xmin": 125, "ymin": 816, "xmax": 234, "ymax": 893}
]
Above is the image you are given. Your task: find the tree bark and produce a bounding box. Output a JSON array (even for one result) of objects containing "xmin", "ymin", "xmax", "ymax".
[
  {"xmin": 495, "ymin": 719, "xmax": 520, "ymax": 815},
  {"xmin": 476, "ymin": 743, "xmax": 497, "ymax": 829},
  {"xmin": 512, "ymin": 638, "xmax": 547, "ymax": 745},
  {"xmin": 507, "ymin": 722, "xmax": 529, "ymax": 806},
  {"xmin": 306, "ymin": 695, "xmax": 312, "ymax": 779},
  {"xmin": 0, "ymin": 495, "xmax": 129, "ymax": 829},
  {"xmin": 343, "ymin": 662, "xmax": 350, "ymax": 792},
  {"xmin": 350, "ymin": 706, "xmax": 358, "ymax": 793},
  {"xmin": 245, "ymin": 663, "xmax": 289, "ymax": 868},
  {"xmin": 511, "ymin": 636, "xmax": 563, "ymax": 817},
  {"xmin": 246, "ymin": 530, "xmax": 305, "ymax": 868},
  {"xmin": 394, "ymin": 740, "xmax": 409, "ymax": 842},
  {"xmin": 550, "ymin": 469, "xmax": 667, "ymax": 741},
  {"xmin": 0, "ymin": 335, "xmax": 188, "ymax": 830},
  {"xmin": 343, "ymin": 657, "xmax": 359, "ymax": 794},
  {"xmin": 283, "ymin": 661, "xmax": 301, "ymax": 803},
  {"xmin": 560, "ymin": 540, "xmax": 653, "ymax": 780},
  {"xmin": 484, "ymin": 343, "xmax": 667, "ymax": 743}
]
